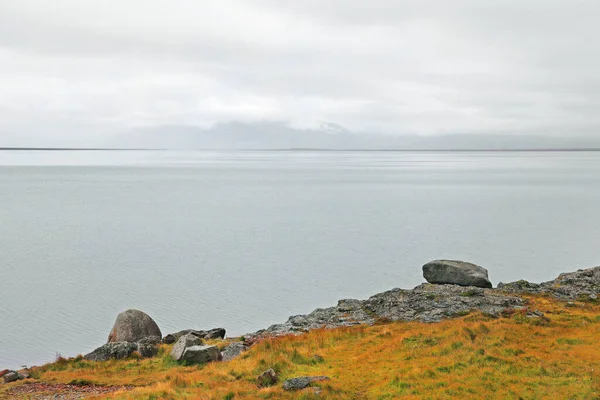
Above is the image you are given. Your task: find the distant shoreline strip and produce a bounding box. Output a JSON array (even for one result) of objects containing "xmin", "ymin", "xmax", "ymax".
[{"xmin": 1, "ymin": 147, "xmax": 600, "ymax": 152}]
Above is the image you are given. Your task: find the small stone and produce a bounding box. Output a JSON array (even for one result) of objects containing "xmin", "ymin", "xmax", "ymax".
[
  {"xmin": 163, "ymin": 328, "xmax": 226, "ymax": 344},
  {"xmin": 221, "ymin": 342, "xmax": 249, "ymax": 362},
  {"xmin": 527, "ymin": 310, "xmax": 544, "ymax": 318},
  {"xmin": 3, "ymin": 371, "xmax": 19, "ymax": 383},
  {"xmin": 204, "ymin": 328, "xmax": 226, "ymax": 340},
  {"xmin": 0, "ymin": 370, "xmax": 8, "ymax": 378},
  {"xmin": 257, "ymin": 368, "xmax": 278, "ymax": 387},
  {"xmin": 162, "ymin": 334, "xmax": 177, "ymax": 344},
  {"xmin": 282, "ymin": 376, "xmax": 330, "ymax": 391},
  {"xmin": 136, "ymin": 343, "xmax": 159, "ymax": 358},
  {"xmin": 137, "ymin": 336, "xmax": 161, "ymax": 346}
]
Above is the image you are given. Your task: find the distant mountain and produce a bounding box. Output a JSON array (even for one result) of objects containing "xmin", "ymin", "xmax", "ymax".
[{"xmin": 113, "ymin": 121, "xmax": 600, "ymax": 150}]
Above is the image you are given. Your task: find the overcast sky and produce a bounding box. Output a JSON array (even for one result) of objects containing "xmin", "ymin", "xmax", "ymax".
[{"xmin": 1, "ymin": 0, "xmax": 599, "ymax": 145}]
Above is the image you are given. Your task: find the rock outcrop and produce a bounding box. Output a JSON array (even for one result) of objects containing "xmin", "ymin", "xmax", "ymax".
[
  {"xmin": 107, "ymin": 310, "xmax": 162, "ymax": 343},
  {"xmin": 498, "ymin": 266, "xmax": 600, "ymax": 300},
  {"xmin": 423, "ymin": 260, "xmax": 492, "ymax": 288},
  {"xmin": 163, "ymin": 328, "xmax": 226, "ymax": 344},
  {"xmin": 244, "ymin": 283, "xmax": 522, "ymax": 342}
]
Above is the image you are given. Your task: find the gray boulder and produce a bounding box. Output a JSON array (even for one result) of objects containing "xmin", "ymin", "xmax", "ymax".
[
  {"xmin": 423, "ymin": 260, "xmax": 492, "ymax": 288},
  {"xmin": 84, "ymin": 342, "xmax": 138, "ymax": 362},
  {"xmin": 221, "ymin": 342, "xmax": 249, "ymax": 361},
  {"xmin": 163, "ymin": 328, "xmax": 226, "ymax": 344},
  {"xmin": 170, "ymin": 333, "xmax": 203, "ymax": 361},
  {"xmin": 179, "ymin": 345, "xmax": 222, "ymax": 364},
  {"xmin": 136, "ymin": 343, "xmax": 159, "ymax": 358},
  {"xmin": 107, "ymin": 309, "xmax": 162, "ymax": 343},
  {"xmin": 282, "ymin": 376, "xmax": 330, "ymax": 391},
  {"xmin": 3, "ymin": 371, "xmax": 19, "ymax": 383}
]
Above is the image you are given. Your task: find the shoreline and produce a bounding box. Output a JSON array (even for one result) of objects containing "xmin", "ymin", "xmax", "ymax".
[
  {"xmin": 3, "ymin": 261, "xmax": 600, "ymax": 398},
  {"xmin": 4, "ymin": 261, "xmax": 599, "ymax": 372}
]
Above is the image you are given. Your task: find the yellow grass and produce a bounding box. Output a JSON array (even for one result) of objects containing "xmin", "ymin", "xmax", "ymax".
[{"xmin": 6, "ymin": 295, "xmax": 600, "ymax": 399}]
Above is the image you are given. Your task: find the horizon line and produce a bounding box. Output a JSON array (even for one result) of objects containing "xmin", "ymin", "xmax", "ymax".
[{"xmin": 1, "ymin": 147, "xmax": 600, "ymax": 152}]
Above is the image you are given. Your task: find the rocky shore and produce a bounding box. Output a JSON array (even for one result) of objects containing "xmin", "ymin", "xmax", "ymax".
[
  {"xmin": 4, "ymin": 259, "xmax": 600, "ymax": 395},
  {"xmin": 244, "ymin": 260, "xmax": 600, "ymax": 343}
]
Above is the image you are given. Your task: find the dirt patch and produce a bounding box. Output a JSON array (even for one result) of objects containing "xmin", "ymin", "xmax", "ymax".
[{"xmin": 2, "ymin": 382, "xmax": 131, "ymax": 399}]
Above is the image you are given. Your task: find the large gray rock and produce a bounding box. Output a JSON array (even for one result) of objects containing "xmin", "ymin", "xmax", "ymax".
[
  {"xmin": 163, "ymin": 328, "xmax": 226, "ymax": 344},
  {"xmin": 423, "ymin": 260, "xmax": 492, "ymax": 288},
  {"xmin": 282, "ymin": 376, "xmax": 330, "ymax": 391},
  {"xmin": 170, "ymin": 333, "xmax": 203, "ymax": 361},
  {"xmin": 84, "ymin": 342, "xmax": 137, "ymax": 362},
  {"xmin": 107, "ymin": 309, "xmax": 162, "ymax": 343},
  {"xmin": 221, "ymin": 342, "xmax": 249, "ymax": 361},
  {"xmin": 179, "ymin": 345, "xmax": 222, "ymax": 364}
]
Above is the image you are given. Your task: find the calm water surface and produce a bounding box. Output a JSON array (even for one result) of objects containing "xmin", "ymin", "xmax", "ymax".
[{"xmin": 1, "ymin": 150, "xmax": 599, "ymax": 368}]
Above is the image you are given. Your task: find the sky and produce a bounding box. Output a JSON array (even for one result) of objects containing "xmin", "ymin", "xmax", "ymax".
[{"xmin": 0, "ymin": 0, "xmax": 599, "ymax": 146}]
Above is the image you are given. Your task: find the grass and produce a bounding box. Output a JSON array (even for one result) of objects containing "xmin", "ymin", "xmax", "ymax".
[{"xmin": 4, "ymin": 295, "xmax": 600, "ymax": 399}]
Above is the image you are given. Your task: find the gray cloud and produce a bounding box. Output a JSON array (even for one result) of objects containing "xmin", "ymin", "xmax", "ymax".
[{"xmin": 0, "ymin": 0, "xmax": 599, "ymax": 146}]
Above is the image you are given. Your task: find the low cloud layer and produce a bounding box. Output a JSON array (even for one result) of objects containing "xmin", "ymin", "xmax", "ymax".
[{"xmin": 1, "ymin": 0, "xmax": 599, "ymax": 146}]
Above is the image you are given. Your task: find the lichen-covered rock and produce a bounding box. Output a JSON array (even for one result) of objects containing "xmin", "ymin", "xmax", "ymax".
[
  {"xmin": 423, "ymin": 260, "xmax": 492, "ymax": 288},
  {"xmin": 257, "ymin": 368, "xmax": 278, "ymax": 387},
  {"xmin": 221, "ymin": 342, "xmax": 249, "ymax": 361},
  {"xmin": 163, "ymin": 328, "xmax": 226, "ymax": 344},
  {"xmin": 107, "ymin": 310, "xmax": 162, "ymax": 343},
  {"xmin": 179, "ymin": 345, "xmax": 221, "ymax": 364},
  {"xmin": 84, "ymin": 342, "xmax": 137, "ymax": 362},
  {"xmin": 498, "ymin": 266, "xmax": 600, "ymax": 300},
  {"xmin": 170, "ymin": 333, "xmax": 203, "ymax": 361},
  {"xmin": 363, "ymin": 284, "xmax": 521, "ymax": 322},
  {"xmin": 282, "ymin": 376, "xmax": 330, "ymax": 391}
]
